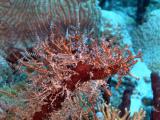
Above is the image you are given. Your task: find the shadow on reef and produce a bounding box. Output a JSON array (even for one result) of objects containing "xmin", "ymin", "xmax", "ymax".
[{"xmin": 99, "ymin": 0, "xmax": 150, "ymax": 24}]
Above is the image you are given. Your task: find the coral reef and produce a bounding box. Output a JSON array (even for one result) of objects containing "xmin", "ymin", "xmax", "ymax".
[
  {"xmin": 131, "ymin": 10, "xmax": 160, "ymax": 72},
  {"xmin": 97, "ymin": 103, "xmax": 145, "ymax": 120},
  {"xmin": 136, "ymin": 0, "xmax": 150, "ymax": 24},
  {"xmin": 0, "ymin": 0, "xmax": 101, "ymax": 54},
  {"xmin": 0, "ymin": 0, "xmax": 149, "ymax": 120},
  {"xmin": 50, "ymin": 0, "xmax": 101, "ymax": 36},
  {"xmin": 0, "ymin": 0, "xmax": 50, "ymax": 49},
  {"xmin": 118, "ymin": 85, "xmax": 135, "ymax": 117},
  {"xmin": 0, "ymin": 55, "xmax": 13, "ymax": 86}
]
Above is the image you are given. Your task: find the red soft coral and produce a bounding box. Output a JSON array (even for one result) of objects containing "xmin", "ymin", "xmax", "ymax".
[{"xmin": 15, "ymin": 31, "xmax": 141, "ymax": 119}]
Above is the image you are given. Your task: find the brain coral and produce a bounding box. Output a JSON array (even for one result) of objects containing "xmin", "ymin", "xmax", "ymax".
[{"xmin": 0, "ymin": 0, "xmax": 101, "ymax": 52}]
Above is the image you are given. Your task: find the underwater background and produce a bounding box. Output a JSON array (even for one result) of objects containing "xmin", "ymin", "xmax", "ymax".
[{"xmin": 0, "ymin": 0, "xmax": 159, "ymax": 120}]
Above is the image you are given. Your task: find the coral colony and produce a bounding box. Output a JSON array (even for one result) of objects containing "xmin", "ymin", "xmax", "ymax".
[
  {"xmin": 17, "ymin": 29, "xmax": 141, "ymax": 119},
  {"xmin": 1, "ymin": 26, "xmax": 143, "ymax": 120}
]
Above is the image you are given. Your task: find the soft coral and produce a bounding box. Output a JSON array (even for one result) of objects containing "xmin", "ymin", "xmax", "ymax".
[{"xmin": 15, "ymin": 32, "xmax": 141, "ymax": 120}]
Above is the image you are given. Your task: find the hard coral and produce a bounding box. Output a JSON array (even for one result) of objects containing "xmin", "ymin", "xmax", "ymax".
[
  {"xmin": 15, "ymin": 27, "xmax": 141, "ymax": 119},
  {"xmin": 0, "ymin": 0, "xmax": 101, "ymax": 54},
  {"xmin": 98, "ymin": 103, "xmax": 145, "ymax": 120},
  {"xmin": 131, "ymin": 10, "xmax": 160, "ymax": 72}
]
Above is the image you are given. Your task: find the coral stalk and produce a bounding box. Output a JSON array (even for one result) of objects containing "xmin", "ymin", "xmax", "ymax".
[{"xmin": 151, "ymin": 72, "xmax": 160, "ymax": 120}]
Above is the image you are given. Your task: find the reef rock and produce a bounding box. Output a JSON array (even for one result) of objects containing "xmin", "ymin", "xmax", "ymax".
[{"xmin": 131, "ymin": 9, "xmax": 160, "ymax": 72}]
